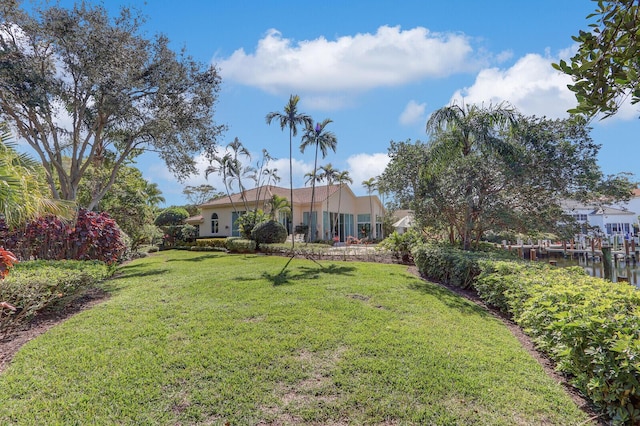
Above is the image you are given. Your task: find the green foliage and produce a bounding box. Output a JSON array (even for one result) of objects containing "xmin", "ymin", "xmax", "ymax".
[
  {"xmin": 416, "ymin": 241, "xmax": 640, "ymax": 424},
  {"xmin": 235, "ymin": 209, "xmax": 268, "ymax": 239},
  {"xmin": 195, "ymin": 238, "xmax": 228, "ymax": 249},
  {"xmin": 77, "ymin": 163, "xmax": 163, "ymax": 250},
  {"xmin": 251, "ymin": 220, "xmax": 288, "ymax": 245},
  {"xmin": 552, "ymin": 0, "xmax": 640, "ymax": 119},
  {"xmin": 226, "ymin": 238, "xmax": 256, "ymax": 253},
  {"xmin": 0, "ymin": 260, "xmax": 111, "ymax": 336},
  {"xmin": 379, "ymin": 229, "xmax": 423, "ymax": 263},
  {"xmin": 476, "ymin": 262, "xmax": 640, "ymax": 424},
  {"xmin": 154, "ymin": 207, "xmax": 189, "ymax": 227},
  {"xmin": 0, "ymin": 3, "xmax": 224, "ymax": 209}
]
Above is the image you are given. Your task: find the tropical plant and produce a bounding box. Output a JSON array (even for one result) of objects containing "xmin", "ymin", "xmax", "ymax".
[
  {"xmin": 266, "ymin": 95, "xmax": 312, "ymax": 245},
  {"xmin": 226, "ymin": 137, "xmax": 253, "ymax": 212},
  {"xmin": 266, "ymin": 194, "xmax": 291, "ymax": 221},
  {"xmin": 334, "ymin": 170, "xmax": 353, "ymax": 239},
  {"xmin": 362, "ymin": 177, "xmax": 378, "ymax": 239},
  {"xmin": 425, "ymin": 103, "xmax": 518, "ymax": 250},
  {"xmin": 0, "ymin": 124, "xmax": 74, "ymax": 227},
  {"xmin": 206, "ymin": 152, "xmax": 239, "ymax": 214},
  {"xmin": 235, "ymin": 209, "xmax": 268, "ymax": 239},
  {"xmin": 318, "ymin": 163, "xmax": 338, "ymax": 237},
  {"xmin": 300, "ymin": 119, "xmax": 338, "ymax": 242}
]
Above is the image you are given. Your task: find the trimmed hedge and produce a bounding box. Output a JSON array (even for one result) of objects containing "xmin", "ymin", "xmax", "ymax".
[
  {"xmin": 195, "ymin": 238, "xmax": 228, "ymax": 249},
  {"xmin": 226, "ymin": 238, "xmax": 256, "ymax": 253},
  {"xmin": 413, "ymin": 243, "xmax": 640, "ymax": 424}
]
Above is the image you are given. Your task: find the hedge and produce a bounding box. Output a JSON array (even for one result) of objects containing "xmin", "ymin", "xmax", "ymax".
[{"xmin": 413, "ymin": 243, "xmax": 640, "ymax": 425}]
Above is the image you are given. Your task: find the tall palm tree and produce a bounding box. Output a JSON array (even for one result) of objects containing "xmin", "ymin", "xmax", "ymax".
[
  {"xmin": 362, "ymin": 177, "xmax": 377, "ymax": 239},
  {"xmin": 226, "ymin": 137, "xmax": 252, "ymax": 212},
  {"xmin": 266, "ymin": 95, "xmax": 312, "ymax": 245},
  {"xmin": 205, "ymin": 152, "xmax": 238, "ymax": 214},
  {"xmin": 334, "ymin": 170, "xmax": 352, "ymax": 240},
  {"xmin": 300, "ymin": 119, "xmax": 337, "ymax": 242},
  {"xmin": 426, "ymin": 102, "xmax": 518, "ymax": 250},
  {"xmin": 318, "ymin": 163, "xmax": 338, "ymax": 239}
]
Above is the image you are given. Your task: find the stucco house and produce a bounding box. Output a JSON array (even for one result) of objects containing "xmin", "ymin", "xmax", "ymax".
[{"xmin": 187, "ymin": 184, "xmax": 385, "ymax": 242}]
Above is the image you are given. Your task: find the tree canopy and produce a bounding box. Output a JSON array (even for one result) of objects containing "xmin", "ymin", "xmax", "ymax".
[
  {"xmin": 378, "ymin": 107, "xmax": 635, "ymax": 249},
  {"xmin": 0, "ymin": 2, "xmax": 224, "ymax": 209},
  {"xmin": 553, "ymin": 0, "xmax": 640, "ymax": 119}
]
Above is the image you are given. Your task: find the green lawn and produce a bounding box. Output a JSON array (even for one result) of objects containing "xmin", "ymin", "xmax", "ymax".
[{"xmin": 0, "ymin": 251, "xmax": 590, "ymax": 425}]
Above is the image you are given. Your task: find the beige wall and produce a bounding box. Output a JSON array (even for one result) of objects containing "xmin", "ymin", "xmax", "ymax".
[{"xmin": 195, "ymin": 188, "xmax": 385, "ymax": 240}]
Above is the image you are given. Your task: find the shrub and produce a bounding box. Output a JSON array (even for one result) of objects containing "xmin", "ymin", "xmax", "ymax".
[
  {"xmin": 0, "ymin": 260, "xmax": 112, "ymax": 337},
  {"xmin": 226, "ymin": 238, "xmax": 256, "ymax": 253},
  {"xmin": 251, "ymin": 220, "xmax": 287, "ymax": 245},
  {"xmin": 475, "ymin": 260, "xmax": 640, "ymax": 424},
  {"xmin": 379, "ymin": 229, "xmax": 423, "ymax": 263},
  {"xmin": 195, "ymin": 238, "xmax": 228, "ymax": 249},
  {"xmin": 236, "ymin": 210, "xmax": 268, "ymax": 239},
  {"xmin": 154, "ymin": 207, "xmax": 189, "ymax": 227},
  {"xmin": 0, "ymin": 210, "xmax": 126, "ymax": 264}
]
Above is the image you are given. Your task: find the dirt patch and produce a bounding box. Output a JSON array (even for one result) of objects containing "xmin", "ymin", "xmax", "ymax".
[{"xmin": 0, "ymin": 287, "xmax": 110, "ymax": 374}]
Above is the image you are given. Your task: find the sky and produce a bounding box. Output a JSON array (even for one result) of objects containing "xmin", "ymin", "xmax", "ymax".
[{"xmin": 18, "ymin": 0, "xmax": 640, "ymax": 206}]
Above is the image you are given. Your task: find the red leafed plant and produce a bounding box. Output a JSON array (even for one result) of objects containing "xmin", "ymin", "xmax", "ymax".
[
  {"xmin": 0, "ymin": 247, "xmax": 18, "ymax": 312},
  {"xmin": 0, "ymin": 247, "xmax": 18, "ymax": 279}
]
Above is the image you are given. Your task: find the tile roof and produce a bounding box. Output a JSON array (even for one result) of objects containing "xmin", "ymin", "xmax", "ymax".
[{"xmin": 198, "ymin": 185, "xmax": 343, "ymax": 208}]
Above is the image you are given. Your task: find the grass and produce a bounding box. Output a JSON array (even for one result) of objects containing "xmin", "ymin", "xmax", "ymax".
[{"xmin": 0, "ymin": 251, "xmax": 590, "ymax": 425}]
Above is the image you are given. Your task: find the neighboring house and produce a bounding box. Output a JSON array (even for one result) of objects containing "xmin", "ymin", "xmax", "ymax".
[
  {"xmin": 186, "ymin": 184, "xmax": 385, "ymax": 242},
  {"xmin": 562, "ymin": 199, "xmax": 637, "ymax": 237},
  {"xmin": 391, "ymin": 210, "xmax": 414, "ymax": 234}
]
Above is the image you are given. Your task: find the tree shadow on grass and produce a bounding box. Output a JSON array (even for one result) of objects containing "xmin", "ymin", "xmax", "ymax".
[
  {"xmin": 406, "ymin": 276, "xmax": 490, "ymax": 317},
  {"xmin": 165, "ymin": 253, "xmax": 225, "ymax": 262},
  {"xmin": 262, "ymin": 263, "xmax": 356, "ymax": 286},
  {"xmin": 111, "ymin": 263, "xmax": 170, "ymax": 280}
]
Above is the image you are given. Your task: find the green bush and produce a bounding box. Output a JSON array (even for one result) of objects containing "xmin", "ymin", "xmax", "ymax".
[
  {"xmin": 226, "ymin": 238, "xmax": 256, "ymax": 253},
  {"xmin": 0, "ymin": 260, "xmax": 112, "ymax": 336},
  {"xmin": 251, "ymin": 220, "xmax": 287, "ymax": 245},
  {"xmin": 379, "ymin": 229, "xmax": 423, "ymax": 263},
  {"xmin": 475, "ymin": 261, "xmax": 640, "ymax": 424},
  {"xmin": 235, "ymin": 210, "xmax": 268, "ymax": 239},
  {"xmin": 154, "ymin": 207, "xmax": 189, "ymax": 227},
  {"xmin": 195, "ymin": 238, "xmax": 228, "ymax": 249}
]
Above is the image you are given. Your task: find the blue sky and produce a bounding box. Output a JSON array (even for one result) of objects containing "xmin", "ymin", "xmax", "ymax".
[{"xmin": 24, "ymin": 1, "xmax": 640, "ymax": 205}]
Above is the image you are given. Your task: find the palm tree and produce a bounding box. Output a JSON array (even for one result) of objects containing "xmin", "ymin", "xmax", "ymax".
[
  {"xmin": 226, "ymin": 137, "xmax": 252, "ymax": 212},
  {"xmin": 0, "ymin": 124, "xmax": 73, "ymax": 227},
  {"xmin": 266, "ymin": 95, "xmax": 312, "ymax": 245},
  {"xmin": 334, "ymin": 170, "xmax": 352, "ymax": 240},
  {"xmin": 362, "ymin": 177, "xmax": 377, "ymax": 239},
  {"xmin": 300, "ymin": 119, "xmax": 337, "ymax": 242},
  {"xmin": 318, "ymin": 163, "xmax": 338, "ymax": 239},
  {"xmin": 205, "ymin": 152, "xmax": 238, "ymax": 214},
  {"xmin": 426, "ymin": 102, "xmax": 518, "ymax": 250},
  {"xmin": 266, "ymin": 194, "xmax": 291, "ymax": 221}
]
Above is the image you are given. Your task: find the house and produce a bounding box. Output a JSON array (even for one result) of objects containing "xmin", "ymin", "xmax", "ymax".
[
  {"xmin": 391, "ymin": 210, "xmax": 414, "ymax": 234},
  {"xmin": 186, "ymin": 184, "xmax": 385, "ymax": 242},
  {"xmin": 562, "ymin": 199, "xmax": 637, "ymax": 237}
]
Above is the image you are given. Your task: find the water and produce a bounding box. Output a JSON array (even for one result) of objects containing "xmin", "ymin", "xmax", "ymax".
[{"xmin": 541, "ymin": 256, "xmax": 640, "ymax": 287}]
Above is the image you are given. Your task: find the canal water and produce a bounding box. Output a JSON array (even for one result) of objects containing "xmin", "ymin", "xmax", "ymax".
[{"xmin": 541, "ymin": 256, "xmax": 640, "ymax": 287}]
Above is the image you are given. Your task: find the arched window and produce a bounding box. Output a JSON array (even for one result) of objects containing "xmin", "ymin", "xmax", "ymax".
[{"xmin": 211, "ymin": 213, "xmax": 219, "ymax": 234}]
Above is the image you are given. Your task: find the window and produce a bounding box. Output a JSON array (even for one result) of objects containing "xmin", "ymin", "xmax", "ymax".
[
  {"xmin": 357, "ymin": 214, "xmax": 370, "ymax": 239},
  {"xmin": 211, "ymin": 213, "xmax": 219, "ymax": 234}
]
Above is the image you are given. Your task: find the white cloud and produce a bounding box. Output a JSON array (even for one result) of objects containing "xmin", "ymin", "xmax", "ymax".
[
  {"xmin": 218, "ymin": 26, "xmax": 479, "ymax": 95},
  {"xmin": 399, "ymin": 100, "xmax": 427, "ymax": 126},
  {"xmin": 346, "ymin": 153, "xmax": 390, "ymax": 195},
  {"xmin": 449, "ymin": 53, "xmax": 577, "ymax": 119}
]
